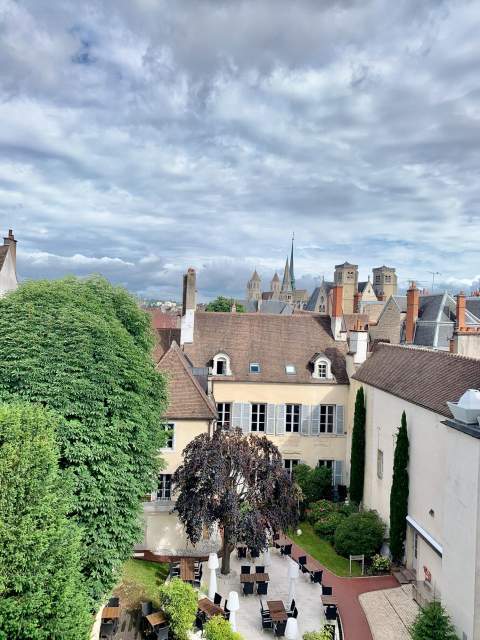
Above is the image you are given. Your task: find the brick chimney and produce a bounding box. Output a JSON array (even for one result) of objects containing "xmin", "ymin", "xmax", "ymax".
[
  {"xmin": 353, "ymin": 291, "xmax": 361, "ymax": 314},
  {"xmin": 3, "ymin": 229, "xmax": 17, "ymax": 274},
  {"xmin": 456, "ymin": 291, "xmax": 466, "ymax": 331},
  {"xmin": 180, "ymin": 268, "xmax": 196, "ymax": 345},
  {"xmin": 331, "ymin": 284, "xmax": 346, "ymax": 341},
  {"xmin": 405, "ymin": 281, "xmax": 419, "ymax": 343}
]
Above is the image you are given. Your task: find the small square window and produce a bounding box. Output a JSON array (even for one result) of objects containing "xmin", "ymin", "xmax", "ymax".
[
  {"xmin": 161, "ymin": 423, "xmax": 174, "ymax": 449},
  {"xmin": 285, "ymin": 364, "xmax": 296, "ymax": 375},
  {"xmin": 250, "ymin": 362, "xmax": 261, "ymax": 373}
]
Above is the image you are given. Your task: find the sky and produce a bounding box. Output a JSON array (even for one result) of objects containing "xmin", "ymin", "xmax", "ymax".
[{"xmin": 1, "ymin": 0, "xmax": 480, "ymax": 301}]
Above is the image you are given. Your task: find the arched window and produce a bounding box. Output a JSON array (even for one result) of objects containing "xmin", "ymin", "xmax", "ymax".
[
  {"xmin": 212, "ymin": 353, "xmax": 232, "ymax": 376},
  {"xmin": 311, "ymin": 354, "xmax": 333, "ymax": 380}
]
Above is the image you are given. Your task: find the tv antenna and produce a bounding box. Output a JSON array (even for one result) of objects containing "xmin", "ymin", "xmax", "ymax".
[{"xmin": 428, "ymin": 271, "xmax": 441, "ymax": 292}]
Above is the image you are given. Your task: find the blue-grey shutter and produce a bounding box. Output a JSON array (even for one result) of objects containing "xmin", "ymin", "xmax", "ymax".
[
  {"xmin": 301, "ymin": 405, "xmax": 311, "ymax": 435},
  {"xmin": 266, "ymin": 404, "xmax": 276, "ymax": 435},
  {"xmin": 333, "ymin": 460, "xmax": 344, "ymax": 486},
  {"xmin": 241, "ymin": 403, "xmax": 251, "ymax": 434},
  {"xmin": 231, "ymin": 402, "xmax": 242, "ymax": 429},
  {"xmin": 275, "ymin": 404, "xmax": 286, "ymax": 435},
  {"xmin": 335, "ymin": 405, "xmax": 345, "ymax": 434},
  {"xmin": 310, "ymin": 405, "xmax": 321, "ymax": 436}
]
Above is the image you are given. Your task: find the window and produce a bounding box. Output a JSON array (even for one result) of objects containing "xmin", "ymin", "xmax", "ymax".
[
  {"xmin": 251, "ymin": 403, "xmax": 266, "ymax": 432},
  {"xmin": 385, "ymin": 275, "xmax": 391, "ymax": 283},
  {"xmin": 284, "ymin": 459, "xmax": 299, "ymax": 477},
  {"xmin": 217, "ymin": 402, "xmax": 231, "ymax": 429},
  {"xmin": 250, "ymin": 362, "xmax": 261, "ymax": 374},
  {"xmin": 318, "ymin": 459, "xmax": 335, "ymax": 485},
  {"xmin": 285, "ymin": 364, "xmax": 296, "ymax": 375},
  {"xmin": 377, "ymin": 449, "xmax": 384, "ymax": 479},
  {"xmin": 157, "ymin": 474, "xmax": 172, "ymax": 501},
  {"xmin": 311, "ymin": 355, "xmax": 332, "ymax": 380},
  {"xmin": 317, "ymin": 362, "xmax": 328, "ymax": 378},
  {"xmin": 212, "ymin": 353, "xmax": 231, "ymax": 376},
  {"xmin": 286, "ymin": 404, "xmax": 300, "ymax": 432},
  {"xmin": 375, "ymin": 275, "xmax": 381, "ymax": 283},
  {"xmin": 320, "ymin": 405, "xmax": 335, "ymax": 433},
  {"xmin": 161, "ymin": 423, "xmax": 175, "ymax": 449}
]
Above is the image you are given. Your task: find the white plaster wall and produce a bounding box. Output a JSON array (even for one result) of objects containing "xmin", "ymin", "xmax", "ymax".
[
  {"xmin": 143, "ymin": 508, "xmax": 221, "ymax": 556},
  {"xmin": 0, "ymin": 249, "xmax": 18, "ymax": 296}
]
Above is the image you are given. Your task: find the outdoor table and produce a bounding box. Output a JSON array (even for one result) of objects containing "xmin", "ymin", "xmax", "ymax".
[
  {"xmin": 267, "ymin": 600, "xmax": 288, "ymax": 622},
  {"xmin": 146, "ymin": 611, "xmax": 167, "ymax": 628},
  {"xmin": 240, "ymin": 572, "xmax": 270, "ymax": 583},
  {"xmin": 180, "ymin": 558, "xmax": 195, "ymax": 582},
  {"xmin": 197, "ymin": 598, "xmax": 224, "ymax": 619},
  {"xmin": 101, "ymin": 606, "xmax": 120, "ymax": 620},
  {"xmin": 321, "ymin": 595, "xmax": 337, "ymax": 606},
  {"xmin": 274, "ymin": 536, "xmax": 289, "ymax": 549}
]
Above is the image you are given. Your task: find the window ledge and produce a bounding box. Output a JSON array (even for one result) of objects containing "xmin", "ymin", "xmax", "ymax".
[{"xmin": 143, "ymin": 500, "xmax": 175, "ymax": 513}]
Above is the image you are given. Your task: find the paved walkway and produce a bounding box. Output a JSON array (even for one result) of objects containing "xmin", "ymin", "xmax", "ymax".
[
  {"xmin": 359, "ymin": 584, "xmax": 419, "ymax": 640},
  {"xmin": 283, "ymin": 535, "xmax": 399, "ymax": 640}
]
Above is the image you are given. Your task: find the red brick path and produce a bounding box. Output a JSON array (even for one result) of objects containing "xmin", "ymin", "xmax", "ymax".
[{"xmin": 285, "ymin": 536, "xmax": 399, "ymax": 640}]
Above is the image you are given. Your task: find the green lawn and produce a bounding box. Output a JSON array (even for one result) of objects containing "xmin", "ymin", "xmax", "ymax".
[
  {"xmin": 289, "ymin": 522, "xmax": 362, "ymax": 577},
  {"xmin": 113, "ymin": 559, "xmax": 169, "ymax": 609}
]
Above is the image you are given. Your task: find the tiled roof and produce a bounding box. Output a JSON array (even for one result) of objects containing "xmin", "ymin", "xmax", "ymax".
[
  {"xmin": 182, "ymin": 312, "xmax": 349, "ymax": 384},
  {"xmin": 353, "ymin": 343, "xmax": 480, "ymax": 417},
  {"xmin": 153, "ymin": 327, "xmax": 181, "ymax": 362},
  {"xmin": 147, "ymin": 309, "xmax": 180, "ymax": 329},
  {"xmin": 0, "ymin": 245, "xmax": 8, "ymax": 271},
  {"xmin": 156, "ymin": 341, "xmax": 217, "ymax": 420}
]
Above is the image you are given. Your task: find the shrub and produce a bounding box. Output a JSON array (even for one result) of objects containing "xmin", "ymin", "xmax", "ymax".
[
  {"xmin": 410, "ymin": 601, "xmax": 458, "ymax": 640},
  {"xmin": 308, "ymin": 499, "xmax": 335, "ymax": 524},
  {"xmin": 334, "ymin": 510, "xmax": 385, "ymax": 558},
  {"xmin": 204, "ymin": 615, "xmax": 244, "ymax": 640},
  {"xmin": 314, "ymin": 512, "xmax": 346, "ymax": 542},
  {"xmin": 294, "ymin": 464, "xmax": 332, "ymax": 510},
  {"xmin": 159, "ymin": 578, "xmax": 198, "ymax": 640},
  {"xmin": 303, "ymin": 629, "xmax": 334, "ymax": 640},
  {"xmin": 369, "ymin": 554, "xmax": 392, "ymax": 575}
]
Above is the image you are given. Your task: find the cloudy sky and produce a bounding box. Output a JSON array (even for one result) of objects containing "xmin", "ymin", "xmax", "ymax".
[{"xmin": 1, "ymin": 0, "xmax": 480, "ymax": 301}]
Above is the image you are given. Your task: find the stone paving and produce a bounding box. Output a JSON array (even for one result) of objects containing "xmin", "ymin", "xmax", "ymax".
[{"xmin": 359, "ymin": 584, "xmax": 419, "ymax": 640}]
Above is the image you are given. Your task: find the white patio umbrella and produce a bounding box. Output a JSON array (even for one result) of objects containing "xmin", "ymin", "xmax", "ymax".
[
  {"xmin": 227, "ymin": 591, "xmax": 240, "ymax": 632},
  {"xmin": 287, "ymin": 558, "xmax": 299, "ymax": 605},
  {"xmin": 285, "ymin": 617, "xmax": 298, "ymax": 639},
  {"xmin": 263, "ymin": 547, "xmax": 272, "ymax": 568},
  {"xmin": 207, "ymin": 553, "xmax": 219, "ymax": 600}
]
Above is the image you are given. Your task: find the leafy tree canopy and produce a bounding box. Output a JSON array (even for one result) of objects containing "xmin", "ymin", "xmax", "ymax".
[
  {"xmin": 0, "ymin": 402, "xmax": 91, "ymax": 640},
  {"xmin": 204, "ymin": 615, "xmax": 244, "ymax": 640},
  {"xmin": 159, "ymin": 578, "xmax": 198, "ymax": 640},
  {"xmin": 334, "ymin": 510, "xmax": 385, "ymax": 558},
  {"xmin": 0, "ymin": 277, "xmax": 168, "ymax": 601},
  {"xmin": 410, "ymin": 602, "xmax": 458, "ymax": 640},
  {"xmin": 173, "ymin": 429, "xmax": 299, "ymax": 574},
  {"xmin": 293, "ymin": 463, "xmax": 332, "ymax": 509},
  {"xmin": 205, "ymin": 296, "xmax": 245, "ymax": 312}
]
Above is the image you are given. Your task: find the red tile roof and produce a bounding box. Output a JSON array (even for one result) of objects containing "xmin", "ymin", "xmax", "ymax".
[
  {"xmin": 156, "ymin": 341, "xmax": 217, "ymax": 420},
  {"xmin": 353, "ymin": 342, "xmax": 480, "ymax": 417},
  {"xmin": 147, "ymin": 309, "xmax": 180, "ymax": 329}
]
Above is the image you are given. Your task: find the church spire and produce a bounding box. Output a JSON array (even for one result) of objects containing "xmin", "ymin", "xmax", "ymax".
[
  {"xmin": 281, "ymin": 256, "xmax": 292, "ymax": 292},
  {"xmin": 290, "ymin": 233, "xmax": 296, "ymax": 290}
]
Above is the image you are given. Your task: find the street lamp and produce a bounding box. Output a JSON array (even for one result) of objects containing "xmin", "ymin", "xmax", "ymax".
[
  {"xmin": 207, "ymin": 553, "xmax": 219, "ymax": 600},
  {"xmin": 227, "ymin": 591, "xmax": 240, "ymax": 632}
]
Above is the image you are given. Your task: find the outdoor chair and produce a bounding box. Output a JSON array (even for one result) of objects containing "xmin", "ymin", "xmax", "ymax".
[
  {"xmin": 223, "ymin": 610, "xmax": 231, "ymax": 621},
  {"xmin": 214, "ymin": 592, "xmax": 222, "ymax": 606},
  {"xmin": 261, "ymin": 614, "xmax": 274, "ymax": 631},
  {"xmin": 141, "ymin": 601, "xmax": 153, "ymax": 617},
  {"xmin": 195, "ymin": 614, "xmax": 205, "ymax": 631},
  {"xmin": 297, "ymin": 555, "xmax": 307, "ymax": 567},
  {"xmin": 243, "ymin": 582, "xmax": 254, "ymax": 596},
  {"xmin": 322, "ymin": 585, "xmax": 333, "ymax": 596},
  {"xmin": 99, "ymin": 622, "xmax": 114, "ymax": 639},
  {"xmin": 310, "ymin": 570, "xmax": 323, "ymax": 584},
  {"xmin": 300, "ymin": 563, "xmax": 310, "ymax": 574},
  {"xmin": 257, "ymin": 581, "xmax": 268, "ymax": 595},
  {"xmin": 256, "ymin": 565, "xmax": 265, "ymax": 573},
  {"xmin": 107, "ymin": 596, "xmax": 119, "ymax": 607},
  {"xmin": 281, "ymin": 544, "xmax": 292, "ymax": 558},
  {"xmin": 325, "ymin": 604, "xmax": 337, "ymax": 621},
  {"xmin": 288, "ymin": 607, "xmax": 298, "ymax": 619},
  {"xmin": 250, "ymin": 547, "xmax": 260, "ymax": 558},
  {"xmin": 274, "ymin": 620, "xmax": 287, "ymax": 636},
  {"xmin": 261, "ymin": 602, "xmax": 270, "ymax": 617},
  {"xmin": 156, "ymin": 627, "xmax": 169, "ymax": 640},
  {"xmin": 241, "ymin": 565, "xmax": 251, "ymax": 574},
  {"xmin": 287, "ymin": 599, "xmax": 295, "ymax": 613},
  {"xmin": 237, "ymin": 546, "xmax": 247, "ymax": 559}
]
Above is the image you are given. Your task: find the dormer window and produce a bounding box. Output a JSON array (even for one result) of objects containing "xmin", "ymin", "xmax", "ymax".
[
  {"xmin": 310, "ymin": 353, "xmax": 333, "ymax": 380},
  {"xmin": 212, "ymin": 353, "xmax": 232, "ymax": 376},
  {"xmin": 250, "ymin": 362, "xmax": 261, "ymax": 374}
]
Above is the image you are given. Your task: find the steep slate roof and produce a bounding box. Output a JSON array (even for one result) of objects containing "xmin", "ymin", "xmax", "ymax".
[
  {"xmin": 305, "ymin": 282, "xmax": 333, "ymax": 312},
  {"xmin": 353, "ymin": 343, "xmax": 480, "ymax": 417},
  {"xmin": 246, "ymin": 300, "xmax": 294, "ymax": 315},
  {"xmin": 182, "ymin": 311, "xmax": 349, "ymax": 384},
  {"xmin": 156, "ymin": 341, "xmax": 217, "ymax": 420}
]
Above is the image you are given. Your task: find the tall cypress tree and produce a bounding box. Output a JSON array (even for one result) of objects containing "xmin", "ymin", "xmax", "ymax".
[
  {"xmin": 349, "ymin": 387, "xmax": 366, "ymax": 505},
  {"xmin": 390, "ymin": 411, "xmax": 410, "ymax": 563}
]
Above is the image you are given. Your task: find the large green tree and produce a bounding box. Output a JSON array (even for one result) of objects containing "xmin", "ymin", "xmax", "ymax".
[
  {"xmin": 389, "ymin": 411, "xmax": 410, "ymax": 563},
  {"xmin": 0, "ymin": 402, "xmax": 91, "ymax": 640},
  {"xmin": 293, "ymin": 463, "xmax": 332, "ymax": 511},
  {"xmin": 349, "ymin": 387, "xmax": 366, "ymax": 505},
  {"xmin": 0, "ymin": 277, "xmax": 168, "ymax": 601},
  {"xmin": 205, "ymin": 296, "xmax": 245, "ymax": 312},
  {"xmin": 173, "ymin": 429, "xmax": 299, "ymax": 574}
]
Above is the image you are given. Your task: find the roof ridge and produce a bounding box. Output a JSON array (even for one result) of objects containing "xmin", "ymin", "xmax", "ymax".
[
  {"xmin": 376, "ymin": 341, "xmax": 480, "ymax": 363},
  {"xmin": 157, "ymin": 341, "xmax": 217, "ymax": 418}
]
